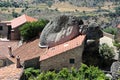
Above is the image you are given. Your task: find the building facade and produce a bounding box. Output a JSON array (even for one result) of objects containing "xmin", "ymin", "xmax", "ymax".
[{"xmin": 40, "ymin": 44, "xmax": 84, "ymax": 71}]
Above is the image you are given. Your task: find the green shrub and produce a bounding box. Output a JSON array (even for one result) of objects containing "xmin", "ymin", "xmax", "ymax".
[
  {"xmin": 20, "ymin": 19, "xmax": 49, "ymax": 41},
  {"xmin": 24, "ymin": 64, "xmax": 108, "ymax": 80},
  {"xmin": 103, "ymin": 27, "xmax": 117, "ymax": 35},
  {"xmin": 36, "ymin": 64, "xmax": 107, "ymax": 80},
  {"xmin": 115, "ymin": 6, "xmax": 120, "ymax": 16},
  {"xmin": 57, "ymin": 68, "xmax": 70, "ymax": 79},
  {"xmin": 24, "ymin": 68, "xmax": 40, "ymax": 80},
  {"xmin": 99, "ymin": 43, "xmax": 115, "ymax": 60},
  {"xmin": 113, "ymin": 41, "xmax": 120, "ymax": 50}
]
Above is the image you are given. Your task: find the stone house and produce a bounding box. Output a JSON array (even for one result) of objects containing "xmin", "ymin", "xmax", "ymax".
[
  {"xmin": 0, "ymin": 17, "xmax": 104, "ymax": 79},
  {"xmin": 0, "ymin": 21, "xmax": 11, "ymax": 39},
  {"xmin": 0, "ymin": 34, "xmax": 85, "ymax": 80},
  {"xmin": 4, "ymin": 34, "xmax": 85, "ymax": 72},
  {"xmin": 0, "ymin": 14, "xmax": 37, "ymax": 40},
  {"xmin": 40, "ymin": 35, "xmax": 85, "ymax": 71},
  {"xmin": 0, "ymin": 41, "xmax": 19, "ymax": 67}
]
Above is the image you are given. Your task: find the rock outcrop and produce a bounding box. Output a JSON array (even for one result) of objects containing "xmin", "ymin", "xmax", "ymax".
[
  {"xmin": 115, "ymin": 28, "xmax": 120, "ymax": 42},
  {"xmin": 86, "ymin": 22, "xmax": 103, "ymax": 40},
  {"xmin": 39, "ymin": 15, "xmax": 84, "ymax": 48},
  {"xmin": 111, "ymin": 61, "xmax": 120, "ymax": 79},
  {"xmin": 82, "ymin": 22, "xmax": 103, "ymax": 66}
]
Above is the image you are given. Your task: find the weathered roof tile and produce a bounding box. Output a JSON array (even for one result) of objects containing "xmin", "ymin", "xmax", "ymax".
[
  {"xmin": 40, "ymin": 35, "xmax": 86, "ymax": 61},
  {"xmin": 0, "ymin": 64, "xmax": 23, "ymax": 80},
  {"xmin": 11, "ymin": 14, "xmax": 37, "ymax": 29}
]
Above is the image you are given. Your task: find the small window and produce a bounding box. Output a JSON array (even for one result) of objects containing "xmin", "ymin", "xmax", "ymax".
[
  {"xmin": 69, "ymin": 58, "xmax": 75, "ymax": 64},
  {"xmin": 0, "ymin": 26, "xmax": 3, "ymax": 30}
]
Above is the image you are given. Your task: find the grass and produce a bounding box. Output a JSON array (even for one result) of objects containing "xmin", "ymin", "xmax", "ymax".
[
  {"xmin": 51, "ymin": 2, "xmax": 97, "ymax": 12},
  {"xmin": 0, "ymin": 8, "xmax": 24, "ymax": 14},
  {"xmin": 50, "ymin": 2, "xmax": 117, "ymax": 12}
]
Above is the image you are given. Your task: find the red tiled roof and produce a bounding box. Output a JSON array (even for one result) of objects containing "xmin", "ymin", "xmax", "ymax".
[
  {"xmin": 0, "ymin": 54, "xmax": 6, "ymax": 59},
  {"xmin": 13, "ymin": 39, "xmax": 46, "ymax": 62},
  {"xmin": 11, "ymin": 14, "xmax": 38, "ymax": 29},
  {"xmin": 117, "ymin": 24, "xmax": 120, "ymax": 28},
  {"xmin": 40, "ymin": 35, "xmax": 86, "ymax": 61},
  {"xmin": 0, "ymin": 64, "xmax": 23, "ymax": 80},
  {"xmin": 0, "ymin": 41, "xmax": 19, "ymax": 58}
]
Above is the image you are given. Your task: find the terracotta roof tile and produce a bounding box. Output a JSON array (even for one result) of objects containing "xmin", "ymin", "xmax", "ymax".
[
  {"xmin": 13, "ymin": 39, "xmax": 46, "ymax": 62},
  {"xmin": 11, "ymin": 14, "xmax": 38, "ymax": 29},
  {"xmin": 0, "ymin": 64, "xmax": 23, "ymax": 80},
  {"xmin": 0, "ymin": 41, "xmax": 19, "ymax": 58},
  {"xmin": 0, "ymin": 54, "xmax": 6, "ymax": 59},
  {"xmin": 40, "ymin": 35, "xmax": 86, "ymax": 61}
]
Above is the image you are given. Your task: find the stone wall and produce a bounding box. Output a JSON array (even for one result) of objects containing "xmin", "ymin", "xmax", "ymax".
[
  {"xmin": 0, "ymin": 58, "xmax": 13, "ymax": 68},
  {"xmin": 6, "ymin": 58, "xmax": 14, "ymax": 66},
  {"xmin": 0, "ymin": 23, "xmax": 8, "ymax": 38},
  {"xmin": 24, "ymin": 57, "xmax": 40, "ymax": 69},
  {"xmin": 103, "ymin": 31, "xmax": 115, "ymax": 39},
  {"xmin": 115, "ymin": 29, "xmax": 120, "ymax": 42},
  {"xmin": 0, "ymin": 59, "xmax": 6, "ymax": 67},
  {"xmin": 40, "ymin": 43, "xmax": 84, "ymax": 71},
  {"xmin": 11, "ymin": 27, "xmax": 21, "ymax": 40}
]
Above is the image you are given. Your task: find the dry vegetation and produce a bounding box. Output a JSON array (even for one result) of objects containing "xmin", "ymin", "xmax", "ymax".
[
  {"xmin": 0, "ymin": 0, "xmax": 119, "ymax": 20},
  {"xmin": 51, "ymin": 2, "xmax": 117, "ymax": 12}
]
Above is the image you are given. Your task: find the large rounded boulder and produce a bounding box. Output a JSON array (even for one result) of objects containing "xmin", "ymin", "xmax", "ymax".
[
  {"xmin": 86, "ymin": 22, "xmax": 103, "ymax": 40},
  {"xmin": 39, "ymin": 15, "xmax": 84, "ymax": 48}
]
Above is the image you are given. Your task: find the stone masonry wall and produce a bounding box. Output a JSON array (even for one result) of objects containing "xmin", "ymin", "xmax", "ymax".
[
  {"xmin": 40, "ymin": 43, "xmax": 84, "ymax": 71},
  {"xmin": 0, "ymin": 23, "xmax": 8, "ymax": 38},
  {"xmin": 11, "ymin": 27, "xmax": 21, "ymax": 40},
  {"xmin": 24, "ymin": 57, "xmax": 40, "ymax": 69}
]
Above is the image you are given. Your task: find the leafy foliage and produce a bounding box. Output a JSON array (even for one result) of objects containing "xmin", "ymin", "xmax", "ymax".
[
  {"xmin": 99, "ymin": 43, "xmax": 114, "ymax": 68},
  {"xmin": 37, "ymin": 71, "xmax": 57, "ymax": 80},
  {"xmin": 0, "ymin": 1, "xmax": 19, "ymax": 7},
  {"xmin": 99, "ymin": 43, "xmax": 115, "ymax": 60},
  {"xmin": 12, "ymin": 11, "xmax": 19, "ymax": 18},
  {"xmin": 20, "ymin": 19, "xmax": 49, "ymax": 41},
  {"xmin": 24, "ymin": 68, "xmax": 40, "ymax": 80},
  {"xmin": 103, "ymin": 27, "xmax": 117, "ymax": 35},
  {"xmin": 24, "ymin": 64, "xmax": 108, "ymax": 80},
  {"xmin": 113, "ymin": 41, "xmax": 120, "ymax": 50}
]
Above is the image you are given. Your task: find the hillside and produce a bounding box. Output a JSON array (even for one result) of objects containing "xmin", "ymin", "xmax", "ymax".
[
  {"xmin": 1, "ymin": 0, "xmax": 120, "ymax": 7},
  {"xmin": 0, "ymin": 0, "xmax": 120, "ymax": 21},
  {"xmin": 51, "ymin": 2, "xmax": 97, "ymax": 12}
]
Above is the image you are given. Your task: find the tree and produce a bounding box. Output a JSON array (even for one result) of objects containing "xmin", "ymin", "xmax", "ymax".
[
  {"xmin": 115, "ymin": 6, "xmax": 120, "ymax": 16},
  {"xmin": 46, "ymin": 1, "xmax": 53, "ymax": 7},
  {"xmin": 12, "ymin": 11, "xmax": 19, "ymax": 18},
  {"xmin": 20, "ymin": 19, "xmax": 49, "ymax": 41}
]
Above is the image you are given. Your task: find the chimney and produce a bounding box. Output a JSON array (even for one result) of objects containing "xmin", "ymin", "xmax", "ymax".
[
  {"xmin": 16, "ymin": 56, "xmax": 21, "ymax": 68},
  {"xmin": 8, "ymin": 46, "xmax": 14, "ymax": 58}
]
